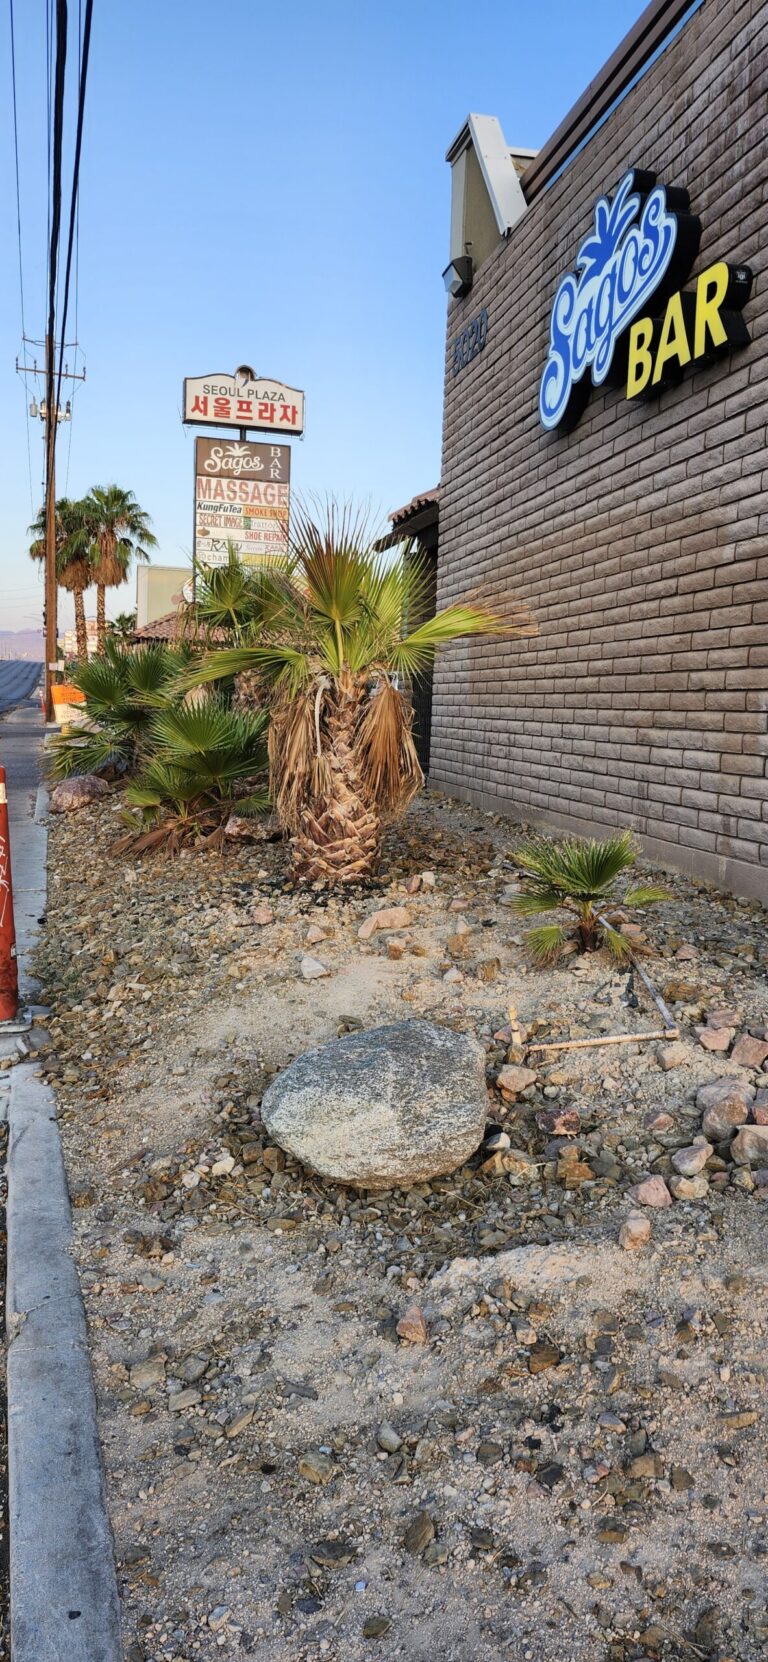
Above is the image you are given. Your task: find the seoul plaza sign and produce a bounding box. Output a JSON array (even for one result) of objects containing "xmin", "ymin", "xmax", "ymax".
[{"xmin": 539, "ymin": 168, "xmax": 753, "ymax": 432}]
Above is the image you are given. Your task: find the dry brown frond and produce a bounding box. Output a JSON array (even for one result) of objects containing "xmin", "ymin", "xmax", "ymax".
[
  {"xmin": 268, "ymin": 685, "xmax": 319, "ymax": 832},
  {"xmin": 356, "ymin": 675, "xmax": 423, "ymax": 817}
]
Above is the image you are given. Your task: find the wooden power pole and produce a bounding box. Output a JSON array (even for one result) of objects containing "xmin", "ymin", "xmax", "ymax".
[
  {"xmin": 44, "ymin": 332, "xmax": 58, "ymax": 724},
  {"xmin": 17, "ymin": 335, "xmax": 86, "ymax": 722}
]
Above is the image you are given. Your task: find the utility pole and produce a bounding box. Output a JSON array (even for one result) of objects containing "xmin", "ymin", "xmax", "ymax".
[
  {"xmin": 17, "ymin": 335, "xmax": 86, "ymax": 721},
  {"xmin": 44, "ymin": 332, "xmax": 58, "ymax": 723}
]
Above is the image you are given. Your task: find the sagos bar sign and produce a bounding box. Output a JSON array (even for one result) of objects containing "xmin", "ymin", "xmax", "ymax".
[
  {"xmin": 194, "ymin": 438, "xmax": 290, "ymax": 568},
  {"xmin": 539, "ymin": 168, "xmax": 753, "ymax": 432}
]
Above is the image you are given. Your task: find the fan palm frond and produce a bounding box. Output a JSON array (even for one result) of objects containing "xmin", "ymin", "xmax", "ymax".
[
  {"xmin": 526, "ymin": 924, "xmax": 569, "ymax": 964},
  {"xmin": 622, "ymin": 885, "xmax": 672, "ymax": 907},
  {"xmin": 514, "ymin": 831, "xmax": 637, "ymax": 899}
]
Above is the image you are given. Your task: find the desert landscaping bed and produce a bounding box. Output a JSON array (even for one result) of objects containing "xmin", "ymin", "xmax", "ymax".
[{"xmin": 25, "ymin": 790, "xmax": 768, "ymax": 1662}]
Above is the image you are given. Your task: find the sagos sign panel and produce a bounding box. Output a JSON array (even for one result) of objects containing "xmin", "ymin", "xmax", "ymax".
[{"xmin": 194, "ymin": 438, "xmax": 290, "ymax": 568}]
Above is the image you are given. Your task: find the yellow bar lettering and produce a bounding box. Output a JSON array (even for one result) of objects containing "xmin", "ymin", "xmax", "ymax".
[
  {"xmin": 626, "ymin": 317, "xmax": 654, "ymax": 398},
  {"xmin": 652, "ymin": 291, "xmax": 692, "ymax": 384},
  {"xmin": 694, "ymin": 261, "xmax": 729, "ymax": 357}
]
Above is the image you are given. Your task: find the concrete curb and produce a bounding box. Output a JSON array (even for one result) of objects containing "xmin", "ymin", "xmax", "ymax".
[
  {"xmin": 7, "ymin": 1068, "xmax": 123, "ymax": 1661},
  {"xmin": 3, "ymin": 695, "xmax": 123, "ymax": 1660}
]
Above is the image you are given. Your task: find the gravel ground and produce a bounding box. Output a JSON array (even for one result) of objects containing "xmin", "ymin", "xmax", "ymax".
[{"xmin": 24, "ymin": 789, "xmax": 768, "ymax": 1662}]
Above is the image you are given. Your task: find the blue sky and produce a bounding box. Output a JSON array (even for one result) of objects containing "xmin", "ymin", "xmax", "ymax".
[{"xmin": 1, "ymin": 0, "xmax": 641, "ymax": 632}]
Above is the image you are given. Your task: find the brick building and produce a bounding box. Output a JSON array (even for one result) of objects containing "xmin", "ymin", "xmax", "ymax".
[{"xmin": 418, "ymin": 0, "xmax": 766, "ymax": 902}]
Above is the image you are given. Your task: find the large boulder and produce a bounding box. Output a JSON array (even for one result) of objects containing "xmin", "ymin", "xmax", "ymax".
[
  {"xmin": 49, "ymin": 773, "xmax": 109, "ymax": 813},
  {"xmin": 261, "ymin": 1020, "xmax": 488, "ymax": 1190}
]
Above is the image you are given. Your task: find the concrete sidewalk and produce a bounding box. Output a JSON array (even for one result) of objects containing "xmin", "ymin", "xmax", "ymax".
[{"xmin": 1, "ymin": 692, "xmax": 123, "ymax": 1662}]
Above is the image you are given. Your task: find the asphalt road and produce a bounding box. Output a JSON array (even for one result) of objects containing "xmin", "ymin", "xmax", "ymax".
[{"xmin": 0, "ymin": 663, "xmax": 41, "ymax": 716}]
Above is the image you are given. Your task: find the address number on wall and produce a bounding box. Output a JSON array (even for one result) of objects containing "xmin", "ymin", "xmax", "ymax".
[{"xmin": 452, "ymin": 308, "xmax": 489, "ymax": 377}]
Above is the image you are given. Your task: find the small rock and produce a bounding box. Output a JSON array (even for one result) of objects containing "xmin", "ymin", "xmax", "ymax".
[
  {"xmin": 619, "ymin": 1212, "xmax": 651, "ymax": 1250},
  {"xmin": 657, "ymin": 1041, "xmax": 688, "ymax": 1071},
  {"xmin": 671, "ymin": 1141, "xmax": 713, "ymax": 1176},
  {"xmin": 299, "ymin": 956, "xmax": 330, "ymax": 980},
  {"xmin": 536, "ymin": 1106, "xmax": 581, "ymax": 1137},
  {"xmin": 305, "ymin": 922, "xmax": 327, "ymax": 944},
  {"xmin": 129, "ymin": 1355, "xmax": 166, "ymax": 1391},
  {"xmin": 669, "ymin": 1173, "xmax": 709, "ymax": 1200},
  {"xmin": 396, "ymin": 1304, "xmax": 428, "ymax": 1344},
  {"xmin": 403, "ymin": 1511, "xmax": 435, "ymax": 1556},
  {"xmin": 363, "ymin": 1616, "xmax": 391, "ymax": 1639},
  {"xmin": 251, "ymin": 904, "xmax": 274, "ymax": 926},
  {"xmin": 169, "ymin": 1388, "xmax": 202, "ymax": 1413},
  {"xmin": 663, "ymin": 979, "xmax": 700, "ymax": 1002},
  {"xmin": 483, "ymin": 1128, "xmax": 511, "ymax": 1153},
  {"xmin": 207, "ymin": 1606, "xmax": 230, "ymax": 1632},
  {"xmin": 706, "ymin": 1005, "xmax": 740, "ymax": 1028},
  {"xmin": 629, "ymin": 1175, "xmax": 672, "ymax": 1208},
  {"xmin": 358, "ymin": 907, "xmax": 412, "ymax": 941},
  {"xmin": 298, "ymin": 1450, "xmax": 334, "ymax": 1485},
  {"xmin": 376, "ymin": 1422, "xmax": 402, "ymax": 1454},
  {"xmin": 225, "ymin": 1409, "xmax": 254, "ymax": 1439},
  {"xmin": 211, "ymin": 1154, "xmax": 235, "ymax": 1177},
  {"xmin": 731, "ymin": 1125, "xmax": 768, "ymax": 1166},
  {"xmin": 731, "ymin": 1035, "xmax": 768, "ymax": 1069},
  {"xmin": 310, "ymin": 1539, "xmax": 354, "ymax": 1568},
  {"xmin": 696, "ymin": 1026, "xmax": 733, "ymax": 1053},
  {"xmin": 645, "ymin": 1111, "xmax": 675, "ymax": 1133},
  {"xmin": 496, "ymin": 1064, "xmax": 537, "ymax": 1098},
  {"xmin": 50, "ymin": 774, "xmax": 109, "ymax": 813},
  {"xmin": 528, "ymin": 1341, "xmax": 562, "ymax": 1374},
  {"xmin": 476, "ymin": 1440, "xmax": 504, "ymax": 1466}
]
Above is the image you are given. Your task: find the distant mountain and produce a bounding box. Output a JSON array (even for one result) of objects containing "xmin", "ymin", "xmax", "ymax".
[{"xmin": 0, "ymin": 630, "xmax": 45, "ymax": 661}]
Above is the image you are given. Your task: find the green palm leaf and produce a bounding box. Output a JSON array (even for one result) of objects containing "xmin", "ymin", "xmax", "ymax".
[
  {"xmin": 600, "ymin": 923, "xmax": 634, "ymax": 962},
  {"xmin": 526, "ymin": 924, "xmax": 569, "ymax": 964},
  {"xmin": 623, "ymin": 885, "xmax": 671, "ymax": 907}
]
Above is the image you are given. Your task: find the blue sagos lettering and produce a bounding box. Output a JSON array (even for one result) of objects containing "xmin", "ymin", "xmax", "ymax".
[{"xmin": 539, "ymin": 172, "xmax": 679, "ymax": 430}]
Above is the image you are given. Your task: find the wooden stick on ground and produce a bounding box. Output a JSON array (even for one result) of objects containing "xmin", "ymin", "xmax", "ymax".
[{"xmin": 528, "ymin": 1027, "xmax": 679, "ymax": 1054}]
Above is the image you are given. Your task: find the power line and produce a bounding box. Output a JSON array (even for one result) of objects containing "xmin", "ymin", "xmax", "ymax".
[
  {"xmin": 65, "ymin": 0, "xmax": 83, "ymax": 492},
  {"xmin": 55, "ymin": 0, "xmax": 93, "ymax": 421},
  {"xmin": 8, "ymin": 0, "xmax": 35, "ymax": 512}
]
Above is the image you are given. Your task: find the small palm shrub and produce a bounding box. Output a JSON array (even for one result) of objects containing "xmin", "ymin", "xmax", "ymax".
[
  {"xmin": 509, "ymin": 831, "xmax": 669, "ymax": 963},
  {"xmin": 45, "ymin": 640, "xmax": 195, "ymax": 780},
  {"xmin": 117, "ymin": 699, "xmax": 269, "ymax": 853},
  {"xmin": 179, "ymin": 503, "xmax": 535, "ymax": 882}
]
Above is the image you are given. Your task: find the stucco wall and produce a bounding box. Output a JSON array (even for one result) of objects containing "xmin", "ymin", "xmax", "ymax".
[{"xmin": 432, "ymin": 0, "xmax": 767, "ymax": 901}]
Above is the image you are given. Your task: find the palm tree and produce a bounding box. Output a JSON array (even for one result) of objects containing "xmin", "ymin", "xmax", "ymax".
[
  {"xmin": 508, "ymin": 831, "xmax": 669, "ymax": 963},
  {"xmin": 79, "ymin": 486, "xmax": 157, "ymax": 651},
  {"xmin": 29, "ymin": 497, "xmax": 94, "ymax": 662},
  {"xmin": 108, "ymin": 611, "xmax": 137, "ymax": 642},
  {"xmin": 179, "ymin": 502, "xmax": 536, "ymax": 882}
]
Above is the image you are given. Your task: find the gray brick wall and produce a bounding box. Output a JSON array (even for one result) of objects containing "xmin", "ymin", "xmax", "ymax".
[{"xmin": 431, "ymin": 0, "xmax": 768, "ymax": 902}]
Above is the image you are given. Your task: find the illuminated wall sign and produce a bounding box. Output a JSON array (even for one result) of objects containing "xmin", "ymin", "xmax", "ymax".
[
  {"xmin": 539, "ymin": 168, "xmax": 753, "ymax": 432},
  {"xmin": 627, "ymin": 260, "xmax": 753, "ymax": 397}
]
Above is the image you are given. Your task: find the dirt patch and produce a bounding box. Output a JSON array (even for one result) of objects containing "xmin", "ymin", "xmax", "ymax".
[{"xmin": 26, "ymin": 790, "xmax": 768, "ymax": 1661}]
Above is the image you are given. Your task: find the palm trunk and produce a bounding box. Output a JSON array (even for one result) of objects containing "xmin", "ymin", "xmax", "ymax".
[
  {"xmin": 96, "ymin": 584, "xmax": 107, "ymax": 653},
  {"xmin": 292, "ymin": 681, "xmax": 380, "ymax": 882},
  {"xmin": 74, "ymin": 589, "xmax": 88, "ymax": 662}
]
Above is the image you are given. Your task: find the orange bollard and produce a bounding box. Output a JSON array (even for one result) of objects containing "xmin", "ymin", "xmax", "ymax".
[{"xmin": 0, "ymin": 766, "xmax": 19, "ymax": 1023}]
